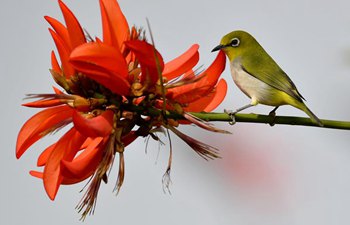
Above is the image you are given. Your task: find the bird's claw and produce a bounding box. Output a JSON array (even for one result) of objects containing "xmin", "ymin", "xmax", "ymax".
[
  {"xmin": 224, "ymin": 109, "xmax": 237, "ymax": 125},
  {"xmin": 268, "ymin": 110, "xmax": 276, "ymax": 126}
]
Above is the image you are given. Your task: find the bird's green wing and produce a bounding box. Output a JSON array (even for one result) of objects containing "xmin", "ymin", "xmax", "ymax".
[{"xmin": 241, "ymin": 52, "xmax": 305, "ymax": 102}]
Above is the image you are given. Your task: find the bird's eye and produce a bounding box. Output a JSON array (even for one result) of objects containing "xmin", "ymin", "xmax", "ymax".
[{"xmin": 230, "ymin": 38, "xmax": 240, "ymax": 47}]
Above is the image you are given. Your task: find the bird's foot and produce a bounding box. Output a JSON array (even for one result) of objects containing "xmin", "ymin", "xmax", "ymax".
[
  {"xmin": 224, "ymin": 109, "xmax": 237, "ymax": 125},
  {"xmin": 268, "ymin": 110, "xmax": 276, "ymax": 126}
]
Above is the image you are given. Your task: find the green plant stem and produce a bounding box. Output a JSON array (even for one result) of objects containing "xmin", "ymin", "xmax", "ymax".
[
  {"xmin": 189, "ymin": 112, "xmax": 350, "ymax": 130},
  {"xmin": 123, "ymin": 104, "xmax": 350, "ymax": 130}
]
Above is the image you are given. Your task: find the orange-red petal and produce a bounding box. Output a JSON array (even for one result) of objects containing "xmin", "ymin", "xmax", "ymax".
[
  {"xmin": 121, "ymin": 131, "xmax": 138, "ymax": 146},
  {"xmin": 45, "ymin": 16, "xmax": 71, "ymax": 50},
  {"xmin": 70, "ymin": 42, "xmax": 128, "ymax": 79},
  {"xmin": 37, "ymin": 143, "xmax": 56, "ymax": 167},
  {"xmin": 29, "ymin": 170, "xmax": 43, "ymax": 179},
  {"xmin": 30, "ymin": 169, "xmax": 93, "ymax": 185},
  {"xmin": 203, "ymin": 79, "xmax": 227, "ymax": 112},
  {"xmin": 49, "ymin": 28, "xmax": 75, "ymax": 78},
  {"xmin": 167, "ymin": 50, "xmax": 226, "ymax": 104},
  {"xmin": 70, "ymin": 42, "xmax": 130, "ymax": 95},
  {"xmin": 16, "ymin": 105, "xmax": 74, "ymax": 159},
  {"xmin": 22, "ymin": 99, "xmax": 65, "ymax": 108},
  {"xmin": 80, "ymin": 137, "xmax": 94, "ymax": 149},
  {"xmin": 100, "ymin": 0, "xmax": 129, "ymax": 50},
  {"xmin": 51, "ymin": 51, "xmax": 61, "ymax": 73},
  {"xmin": 67, "ymin": 60, "xmax": 130, "ymax": 95},
  {"xmin": 58, "ymin": 0, "xmax": 86, "ymax": 48},
  {"xmin": 92, "ymin": 73, "xmax": 130, "ymax": 96},
  {"xmin": 125, "ymin": 40, "xmax": 164, "ymax": 86},
  {"xmin": 163, "ymin": 44, "xmax": 199, "ymax": 80},
  {"xmin": 52, "ymin": 86, "xmax": 64, "ymax": 94},
  {"xmin": 43, "ymin": 127, "xmax": 86, "ymax": 200},
  {"xmin": 37, "ymin": 135, "xmax": 90, "ymax": 167},
  {"xmin": 73, "ymin": 110, "xmax": 114, "ymax": 137},
  {"xmin": 184, "ymin": 79, "xmax": 227, "ymax": 112},
  {"xmin": 59, "ymin": 132, "xmax": 136, "ymax": 184},
  {"xmin": 198, "ymin": 50, "xmax": 226, "ymax": 86},
  {"xmin": 60, "ymin": 137, "xmax": 104, "ymax": 181}
]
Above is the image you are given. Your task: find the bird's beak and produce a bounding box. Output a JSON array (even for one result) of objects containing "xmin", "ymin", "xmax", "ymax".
[{"xmin": 211, "ymin": 44, "xmax": 224, "ymax": 52}]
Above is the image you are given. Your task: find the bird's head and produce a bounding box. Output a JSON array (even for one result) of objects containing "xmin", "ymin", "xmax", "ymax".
[{"xmin": 212, "ymin": 30, "xmax": 258, "ymax": 61}]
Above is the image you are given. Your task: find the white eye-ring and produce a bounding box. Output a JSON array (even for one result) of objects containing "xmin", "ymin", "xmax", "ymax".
[{"xmin": 230, "ymin": 38, "xmax": 240, "ymax": 47}]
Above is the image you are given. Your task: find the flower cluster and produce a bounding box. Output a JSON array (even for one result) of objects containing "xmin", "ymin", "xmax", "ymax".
[{"xmin": 16, "ymin": 0, "xmax": 227, "ymax": 219}]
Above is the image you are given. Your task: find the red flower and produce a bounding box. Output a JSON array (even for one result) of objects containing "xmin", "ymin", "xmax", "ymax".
[
  {"xmin": 17, "ymin": 0, "xmax": 138, "ymax": 203},
  {"xmin": 16, "ymin": 0, "xmax": 227, "ymax": 219}
]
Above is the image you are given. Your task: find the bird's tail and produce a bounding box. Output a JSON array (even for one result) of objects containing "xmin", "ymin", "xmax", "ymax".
[{"xmin": 299, "ymin": 104, "xmax": 323, "ymax": 127}]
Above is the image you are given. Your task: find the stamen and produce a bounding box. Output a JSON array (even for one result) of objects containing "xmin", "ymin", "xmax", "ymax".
[
  {"xmin": 76, "ymin": 133, "xmax": 116, "ymax": 220},
  {"xmin": 162, "ymin": 128, "xmax": 173, "ymax": 194},
  {"xmin": 167, "ymin": 126, "xmax": 220, "ymax": 161},
  {"xmin": 114, "ymin": 152, "xmax": 125, "ymax": 194}
]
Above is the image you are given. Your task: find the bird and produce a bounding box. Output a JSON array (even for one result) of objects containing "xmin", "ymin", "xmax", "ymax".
[{"xmin": 212, "ymin": 30, "xmax": 323, "ymax": 126}]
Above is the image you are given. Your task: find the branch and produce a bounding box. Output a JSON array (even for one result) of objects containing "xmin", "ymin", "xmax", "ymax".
[
  {"xmin": 123, "ymin": 105, "xmax": 350, "ymax": 130},
  {"xmin": 189, "ymin": 112, "xmax": 350, "ymax": 130}
]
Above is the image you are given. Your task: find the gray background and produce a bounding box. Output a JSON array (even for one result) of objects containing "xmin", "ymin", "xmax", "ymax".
[{"xmin": 2, "ymin": 0, "xmax": 350, "ymax": 224}]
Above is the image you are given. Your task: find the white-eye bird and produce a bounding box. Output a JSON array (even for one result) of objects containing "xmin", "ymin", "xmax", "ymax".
[{"xmin": 212, "ymin": 30, "xmax": 323, "ymax": 126}]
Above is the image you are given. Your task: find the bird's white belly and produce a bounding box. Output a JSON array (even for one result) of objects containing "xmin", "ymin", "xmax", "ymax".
[{"xmin": 230, "ymin": 61, "xmax": 278, "ymax": 105}]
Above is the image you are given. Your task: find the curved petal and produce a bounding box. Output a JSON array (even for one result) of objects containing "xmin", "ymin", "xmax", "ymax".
[
  {"xmin": 37, "ymin": 136, "xmax": 91, "ymax": 167},
  {"xmin": 30, "ymin": 169, "xmax": 93, "ymax": 185},
  {"xmin": 73, "ymin": 110, "xmax": 114, "ymax": 137},
  {"xmin": 45, "ymin": 16, "xmax": 71, "ymax": 50},
  {"xmin": 125, "ymin": 40, "xmax": 164, "ymax": 86},
  {"xmin": 58, "ymin": 0, "xmax": 86, "ymax": 48},
  {"xmin": 29, "ymin": 170, "xmax": 43, "ymax": 179},
  {"xmin": 163, "ymin": 44, "xmax": 199, "ymax": 80},
  {"xmin": 121, "ymin": 131, "xmax": 138, "ymax": 146},
  {"xmin": 183, "ymin": 89, "xmax": 217, "ymax": 112},
  {"xmin": 83, "ymin": 69, "xmax": 130, "ymax": 96},
  {"xmin": 170, "ymin": 84, "xmax": 212, "ymax": 104},
  {"xmin": 187, "ymin": 50, "xmax": 226, "ymax": 93},
  {"xmin": 51, "ymin": 51, "xmax": 61, "ymax": 73},
  {"xmin": 60, "ymin": 131, "xmax": 137, "ymax": 182},
  {"xmin": 16, "ymin": 105, "xmax": 74, "ymax": 159},
  {"xmin": 68, "ymin": 61, "xmax": 130, "ymax": 95},
  {"xmin": 60, "ymin": 137, "xmax": 104, "ymax": 181},
  {"xmin": 80, "ymin": 137, "xmax": 94, "ymax": 149},
  {"xmin": 70, "ymin": 42, "xmax": 128, "ymax": 79},
  {"xmin": 167, "ymin": 51, "xmax": 226, "ymax": 104},
  {"xmin": 31, "ymin": 132, "xmax": 137, "ymax": 187},
  {"xmin": 100, "ymin": 0, "xmax": 129, "ymax": 50},
  {"xmin": 43, "ymin": 128, "xmax": 86, "ymax": 200},
  {"xmin": 49, "ymin": 28, "xmax": 75, "ymax": 78},
  {"xmin": 70, "ymin": 42, "xmax": 130, "ymax": 95},
  {"xmin": 37, "ymin": 143, "xmax": 56, "ymax": 167},
  {"xmin": 203, "ymin": 79, "xmax": 227, "ymax": 112},
  {"xmin": 184, "ymin": 79, "xmax": 227, "ymax": 112},
  {"xmin": 52, "ymin": 86, "xmax": 64, "ymax": 94},
  {"xmin": 22, "ymin": 99, "xmax": 65, "ymax": 108},
  {"xmin": 198, "ymin": 50, "xmax": 226, "ymax": 86}
]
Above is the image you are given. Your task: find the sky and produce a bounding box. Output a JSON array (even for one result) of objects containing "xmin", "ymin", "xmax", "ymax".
[{"xmin": 2, "ymin": 0, "xmax": 350, "ymax": 225}]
